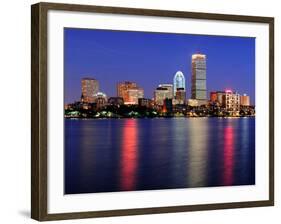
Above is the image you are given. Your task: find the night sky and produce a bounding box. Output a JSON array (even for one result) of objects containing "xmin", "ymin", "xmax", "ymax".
[{"xmin": 64, "ymin": 28, "xmax": 255, "ymax": 104}]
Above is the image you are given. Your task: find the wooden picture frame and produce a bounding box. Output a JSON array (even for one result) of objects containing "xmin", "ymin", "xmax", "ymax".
[{"xmin": 31, "ymin": 2, "xmax": 274, "ymax": 221}]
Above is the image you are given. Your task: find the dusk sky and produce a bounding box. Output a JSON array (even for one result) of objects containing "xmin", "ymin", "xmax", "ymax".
[{"xmin": 64, "ymin": 28, "xmax": 255, "ymax": 104}]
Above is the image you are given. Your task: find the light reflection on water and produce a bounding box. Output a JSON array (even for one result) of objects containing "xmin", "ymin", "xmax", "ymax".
[
  {"xmin": 65, "ymin": 117, "xmax": 255, "ymax": 194},
  {"xmin": 223, "ymin": 124, "xmax": 234, "ymax": 186},
  {"xmin": 120, "ymin": 119, "xmax": 138, "ymax": 191},
  {"xmin": 187, "ymin": 119, "xmax": 208, "ymax": 187}
]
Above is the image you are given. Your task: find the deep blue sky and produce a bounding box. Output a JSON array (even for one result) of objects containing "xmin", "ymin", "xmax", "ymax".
[{"xmin": 64, "ymin": 28, "xmax": 255, "ymax": 104}]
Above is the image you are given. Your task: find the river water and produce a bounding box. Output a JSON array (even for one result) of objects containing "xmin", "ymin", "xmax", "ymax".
[{"xmin": 65, "ymin": 117, "xmax": 255, "ymax": 194}]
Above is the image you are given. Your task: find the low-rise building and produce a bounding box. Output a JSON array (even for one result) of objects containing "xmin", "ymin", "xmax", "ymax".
[
  {"xmin": 138, "ymin": 98, "xmax": 152, "ymax": 108},
  {"xmin": 108, "ymin": 97, "xmax": 124, "ymax": 106},
  {"xmin": 222, "ymin": 90, "xmax": 240, "ymax": 115},
  {"xmin": 240, "ymin": 94, "xmax": 250, "ymax": 106}
]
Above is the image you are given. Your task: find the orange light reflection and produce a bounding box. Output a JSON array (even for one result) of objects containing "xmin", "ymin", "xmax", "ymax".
[
  {"xmin": 120, "ymin": 119, "xmax": 138, "ymax": 191},
  {"xmin": 223, "ymin": 126, "xmax": 234, "ymax": 185}
]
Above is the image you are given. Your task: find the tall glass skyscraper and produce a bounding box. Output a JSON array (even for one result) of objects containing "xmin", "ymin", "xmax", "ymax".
[
  {"xmin": 173, "ymin": 71, "xmax": 185, "ymax": 97},
  {"xmin": 191, "ymin": 54, "xmax": 207, "ymax": 101}
]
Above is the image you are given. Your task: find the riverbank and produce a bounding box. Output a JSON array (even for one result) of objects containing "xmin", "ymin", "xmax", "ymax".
[{"xmin": 65, "ymin": 115, "xmax": 255, "ymax": 119}]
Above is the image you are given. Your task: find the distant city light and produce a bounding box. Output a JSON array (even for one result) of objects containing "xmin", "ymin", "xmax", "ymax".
[
  {"xmin": 225, "ymin": 89, "xmax": 232, "ymax": 93},
  {"xmin": 64, "ymin": 53, "xmax": 255, "ymax": 119}
]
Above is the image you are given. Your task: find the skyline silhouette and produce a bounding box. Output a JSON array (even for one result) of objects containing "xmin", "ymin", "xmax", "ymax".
[{"xmin": 64, "ymin": 28, "xmax": 255, "ymax": 104}]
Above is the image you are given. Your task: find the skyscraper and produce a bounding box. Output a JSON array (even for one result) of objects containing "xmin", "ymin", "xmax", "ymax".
[
  {"xmin": 117, "ymin": 81, "xmax": 144, "ymax": 105},
  {"xmin": 191, "ymin": 54, "xmax": 207, "ymax": 104},
  {"xmin": 81, "ymin": 78, "xmax": 99, "ymax": 103},
  {"xmin": 173, "ymin": 71, "xmax": 185, "ymax": 96}
]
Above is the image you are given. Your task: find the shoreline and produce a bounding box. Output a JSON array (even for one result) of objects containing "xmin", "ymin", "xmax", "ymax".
[{"xmin": 64, "ymin": 116, "xmax": 255, "ymax": 119}]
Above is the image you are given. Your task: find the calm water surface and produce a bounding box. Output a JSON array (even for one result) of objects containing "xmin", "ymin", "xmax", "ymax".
[{"xmin": 65, "ymin": 117, "xmax": 255, "ymax": 194}]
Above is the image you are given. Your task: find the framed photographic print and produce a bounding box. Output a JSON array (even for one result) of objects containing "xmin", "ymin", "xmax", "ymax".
[{"xmin": 31, "ymin": 2, "xmax": 274, "ymax": 221}]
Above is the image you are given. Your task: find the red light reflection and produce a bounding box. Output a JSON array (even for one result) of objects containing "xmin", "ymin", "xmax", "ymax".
[
  {"xmin": 223, "ymin": 126, "xmax": 234, "ymax": 185},
  {"xmin": 120, "ymin": 119, "xmax": 138, "ymax": 191}
]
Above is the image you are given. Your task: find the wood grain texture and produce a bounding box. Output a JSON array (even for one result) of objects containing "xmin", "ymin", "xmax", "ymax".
[
  {"xmin": 31, "ymin": 3, "xmax": 48, "ymax": 221},
  {"xmin": 31, "ymin": 2, "xmax": 274, "ymax": 221},
  {"xmin": 269, "ymin": 19, "xmax": 274, "ymax": 204},
  {"xmin": 31, "ymin": 3, "xmax": 40, "ymax": 220}
]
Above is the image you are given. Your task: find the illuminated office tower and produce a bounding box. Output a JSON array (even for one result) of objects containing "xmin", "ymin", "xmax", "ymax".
[
  {"xmin": 154, "ymin": 86, "xmax": 172, "ymax": 105},
  {"xmin": 154, "ymin": 84, "xmax": 173, "ymax": 106},
  {"xmin": 191, "ymin": 54, "xmax": 207, "ymax": 104},
  {"xmin": 81, "ymin": 78, "xmax": 99, "ymax": 103},
  {"xmin": 117, "ymin": 81, "xmax": 137, "ymax": 98},
  {"xmin": 173, "ymin": 71, "xmax": 185, "ymax": 96},
  {"xmin": 240, "ymin": 94, "xmax": 250, "ymax": 106},
  {"xmin": 117, "ymin": 81, "xmax": 143, "ymax": 104},
  {"xmin": 175, "ymin": 87, "xmax": 186, "ymax": 104},
  {"xmin": 126, "ymin": 88, "xmax": 144, "ymax": 105},
  {"xmin": 158, "ymin": 84, "xmax": 173, "ymax": 99}
]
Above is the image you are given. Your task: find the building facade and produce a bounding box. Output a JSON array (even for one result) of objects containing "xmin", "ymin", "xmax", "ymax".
[
  {"xmin": 191, "ymin": 54, "xmax": 207, "ymax": 103},
  {"xmin": 117, "ymin": 81, "xmax": 137, "ymax": 98},
  {"xmin": 158, "ymin": 84, "xmax": 173, "ymax": 99},
  {"xmin": 81, "ymin": 78, "xmax": 99, "ymax": 103},
  {"xmin": 163, "ymin": 99, "xmax": 173, "ymax": 113},
  {"xmin": 108, "ymin": 97, "xmax": 124, "ymax": 106},
  {"xmin": 187, "ymin": 99, "xmax": 199, "ymax": 107},
  {"xmin": 138, "ymin": 98, "xmax": 152, "ymax": 108},
  {"xmin": 125, "ymin": 89, "xmax": 144, "ymax": 105},
  {"xmin": 222, "ymin": 90, "xmax": 240, "ymax": 114},
  {"xmin": 210, "ymin": 91, "xmax": 218, "ymax": 103},
  {"xmin": 216, "ymin": 91, "xmax": 225, "ymax": 105},
  {"xmin": 240, "ymin": 94, "xmax": 250, "ymax": 106},
  {"xmin": 173, "ymin": 71, "xmax": 185, "ymax": 96},
  {"xmin": 154, "ymin": 86, "xmax": 173, "ymax": 105},
  {"xmin": 117, "ymin": 81, "xmax": 143, "ymax": 104},
  {"xmin": 175, "ymin": 87, "xmax": 186, "ymax": 104},
  {"xmin": 93, "ymin": 92, "xmax": 107, "ymax": 109}
]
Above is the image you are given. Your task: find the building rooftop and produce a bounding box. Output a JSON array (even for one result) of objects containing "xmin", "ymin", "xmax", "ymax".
[{"xmin": 192, "ymin": 54, "xmax": 206, "ymax": 59}]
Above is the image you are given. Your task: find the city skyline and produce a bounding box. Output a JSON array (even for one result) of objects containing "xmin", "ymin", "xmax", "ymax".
[
  {"xmin": 64, "ymin": 28, "xmax": 255, "ymax": 104},
  {"xmin": 76, "ymin": 76, "xmax": 251, "ymax": 106}
]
